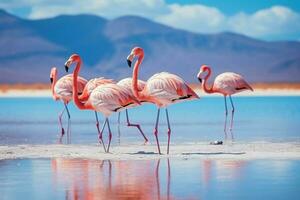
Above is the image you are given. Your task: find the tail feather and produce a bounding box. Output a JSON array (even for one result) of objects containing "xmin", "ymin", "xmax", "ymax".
[{"xmin": 186, "ymin": 84, "xmax": 200, "ymax": 99}]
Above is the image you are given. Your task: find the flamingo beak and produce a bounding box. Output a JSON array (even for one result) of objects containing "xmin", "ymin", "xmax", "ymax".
[
  {"xmin": 127, "ymin": 59, "xmax": 132, "ymax": 68},
  {"xmin": 50, "ymin": 78, "xmax": 53, "ymax": 84},
  {"xmin": 198, "ymin": 77, "xmax": 202, "ymax": 83},
  {"xmin": 65, "ymin": 65, "xmax": 69, "ymax": 72},
  {"xmin": 126, "ymin": 54, "xmax": 134, "ymax": 68}
]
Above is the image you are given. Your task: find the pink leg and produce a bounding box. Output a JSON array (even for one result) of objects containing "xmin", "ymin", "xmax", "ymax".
[
  {"xmin": 106, "ymin": 118, "xmax": 113, "ymax": 153},
  {"xmin": 153, "ymin": 108, "xmax": 161, "ymax": 154},
  {"xmin": 125, "ymin": 109, "xmax": 148, "ymax": 144},
  {"xmin": 229, "ymin": 95, "xmax": 235, "ymax": 140},
  {"xmin": 94, "ymin": 111, "xmax": 102, "ymax": 143},
  {"xmin": 223, "ymin": 96, "xmax": 228, "ymax": 140},
  {"xmin": 58, "ymin": 105, "xmax": 66, "ymax": 136},
  {"xmin": 165, "ymin": 108, "xmax": 171, "ymax": 154},
  {"xmin": 95, "ymin": 111, "xmax": 107, "ymax": 152},
  {"xmin": 98, "ymin": 120, "xmax": 106, "ymax": 152},
  {"xmin": 64, "ymin": 103, "xmax": 71, "ymax": 144}
]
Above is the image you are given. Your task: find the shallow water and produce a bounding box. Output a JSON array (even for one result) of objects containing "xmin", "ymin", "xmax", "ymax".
[
  {"xmin": 0, "ymin": 158, "xmax": 299, "ymax": 200},
  {"xmin": 0, "ymin": 96, "xmax": 299, "ymax": 145}
]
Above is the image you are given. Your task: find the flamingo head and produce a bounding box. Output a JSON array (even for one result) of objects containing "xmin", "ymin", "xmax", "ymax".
[
  {"xmin": 126, "ymin": 47, "xmax": 144, "ymax": 67},
  {"xmin": 50, "ymin": 67, "xmax": 57, "ymax": 84},
  {"xmin": 64, "ymin": 54, "xmax": 80, "ymax": 72},
  {"xmin": 197, "ymin": 65, "xmax": 210, "ymax": 83}
]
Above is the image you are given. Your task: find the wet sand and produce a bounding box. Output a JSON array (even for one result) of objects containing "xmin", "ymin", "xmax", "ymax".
[{"xmin": 1, "ymin": 142, "xmax": 300, "ymax": 160}]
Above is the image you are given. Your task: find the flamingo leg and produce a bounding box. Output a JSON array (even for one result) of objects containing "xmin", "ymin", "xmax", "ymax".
[
  {"xmin": 106, "ymin": 118, "xmax": 113, "ymax": 153},
  {"xmin": 99, "ymin": 119, "xmax": 107, "ymax": 152},
  {"xmin": 223, "ymin": 96, "xmax": 228, "ymax": 140},
  {"xmin": 153, "ymin": 108, "xmax": 161, "ymax": 154},
  {"xmin": 117, "ymin": 120, "xmax": 121, "ymax": 145},
  {"xmin": 125, "ymin": 109, "xmax": 148, "ymax": 144},
  {"xmin": 58, "ymin": 105, "xmax": 66, "ymax": 137},
  {"xmin": 117, "ymin": 112, "xmax": 121, "ymax": 125},
  {"xmin": 165, "ymin": 108, "xmax": 171, "ymax": 154},
  {"xmin": 229, "ymin": 95, "xmax": 235, "ymax": 140},
  {"xmin": 94, "ymin": 111, "xmax": 102, "ymax": 144},
  {"xmin": 64, "ymin": 103, "xmax": 71, "ymax": 144}
]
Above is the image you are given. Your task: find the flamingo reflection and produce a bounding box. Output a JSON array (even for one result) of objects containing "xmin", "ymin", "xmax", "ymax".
[
  {"xmin": 51, "ymin": 158, "xmax": 173, "ymax": 200},
  {"xmin": 201, "ymin": 160, "xmax": 246, "ymax": 188}
]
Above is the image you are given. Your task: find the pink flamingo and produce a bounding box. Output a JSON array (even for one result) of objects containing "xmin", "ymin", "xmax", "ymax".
[
  {"xmin": 50, "ymin": 67, "xmax": 87, "ymax": 141},
  {"xmin": 77, "ymin": 77, "xmax": 115, "ymax": 148},
  {"xmin": 197, "ymin": 65, "xmax": 253, "ymax": 139},
  {"xmin": 65, "ymin": 54, "xmax": 141, "ymax": 152},
  {"xmin": 65, "ymin": 60, "xmax": 148, "ymax": 146},
  {"xmin": 117, "ymin": 78, "xmax": 148, "ymax": 143},
  {"xmin": 127, "ymin": 47, "xmax": 199, "ymax": 154}
]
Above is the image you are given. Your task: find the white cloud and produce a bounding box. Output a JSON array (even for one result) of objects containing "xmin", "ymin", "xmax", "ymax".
[
  {"xmin": 1, "ymin": 0, "xmax": 300, "ymax": 40},
  {"xmin": 228, "ymin": 6, "xmax": 300, "ymax": 38},
  {"xmin": 156, "ymin": 4, "xmax": 226, "ymax": 33}
]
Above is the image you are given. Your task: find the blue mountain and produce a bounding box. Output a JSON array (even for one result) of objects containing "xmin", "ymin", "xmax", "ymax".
[{"xmin": 0, "ymin": 9, "xmax": 299, "ymax": 83}]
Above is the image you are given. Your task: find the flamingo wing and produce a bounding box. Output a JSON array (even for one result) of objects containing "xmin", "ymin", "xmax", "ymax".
[
  {"xmin": 89, "ymin": 83, "xmax": 139, "ymax": 116},
  {"xmin": 54, "ymin": 75, "xmax": 87, "ymax": 101},
  {"xmin": 117, "ymin": 77, "xmax": 146, "ymax": 95},
  {"xmin": 146, "ymin": 72, "xmax": 199, "ymax": 104},
  {"xmin": 79, "ymin": 77, "xmax": 115, "ymax": 101},
  {"xmin": 213, "ymin": 72, "xmax": 253, "ymax": 95}
]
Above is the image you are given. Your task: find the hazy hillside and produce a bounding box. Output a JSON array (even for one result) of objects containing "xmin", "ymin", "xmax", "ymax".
[{"xmin": 0, "ymin": 9, "xmax": 299, "ymax": 83}]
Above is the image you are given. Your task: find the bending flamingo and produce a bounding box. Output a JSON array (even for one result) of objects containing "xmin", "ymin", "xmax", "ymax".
[
  {"xmin": 127, "ymin": 47, "xmax": 199, "ymax": 154},
  {"xmin": 65, "ymin": 54, "xmax": 141, "ymax": 152},
  {"xmin": 117, "ymin": 78, "xmax": 148, "ymax": 143},
  {"xmin": 65, "ymin": 58, "xmax": 148, "ymax": 146},
  {"xmin": 50, "ymin": 67, "xmax": 87, "ymax": 141},
  {"xmin": 197, "ymin": 65, "xmax": 253, "ymax": 139},
  {"xmin": 77, "ymin": 77, "xmax": 115, "ymax": 148}
]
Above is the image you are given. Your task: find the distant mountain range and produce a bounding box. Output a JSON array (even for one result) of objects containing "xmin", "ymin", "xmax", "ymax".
[{"xmin": 0, "ymin": 9, "xmax": 299, "ymax": 83}]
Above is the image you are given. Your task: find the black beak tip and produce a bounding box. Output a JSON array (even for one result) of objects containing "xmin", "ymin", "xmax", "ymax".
[
  {"xmin": 198, "ymin": 77, "xmax": 202, "ymax": 83},
  {"xmin": 64, "ymin": 65, "xmax": 69, "ymax": 72},
  {"xmin": 50, "ymin": 78, "xmax": 53, "ymax": 84},
  {"xmin": 127, "ymin": 59, "xmax": 132, "ymax": 68}
]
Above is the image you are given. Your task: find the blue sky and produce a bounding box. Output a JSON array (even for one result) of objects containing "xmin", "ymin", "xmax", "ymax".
[
  {"xmin": 1, "ymin": 0, "xmax": 300, "ymax": 41},
  {"xmin": 166, "ymin": 0, "xmax": 300, "ymax": 15}
]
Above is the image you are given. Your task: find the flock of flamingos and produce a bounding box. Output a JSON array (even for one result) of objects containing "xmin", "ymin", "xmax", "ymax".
[{"xmin": 50, "ymin": 46, "xmax": 253, "ymax": 154}]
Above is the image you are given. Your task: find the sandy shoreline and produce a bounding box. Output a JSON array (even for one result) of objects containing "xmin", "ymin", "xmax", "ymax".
[
  {"xmin": 1, "ymin": 83, "xmax": 300, "ymax": 97},
  {"xmin": 1, "ymin": 142, "xmax": 300, "ymax": 160}
]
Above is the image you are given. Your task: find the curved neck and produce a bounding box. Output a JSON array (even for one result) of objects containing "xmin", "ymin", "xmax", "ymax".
[
  {"xmin": 202, "ymin": 68, "xmax": 214, "ymax": 94},
  {"xmin": 51, "ymin": 72, "xmax": 58, "ymax": 100},
  {"xmin": 72, "ymin": 60, "xmax": 91, "ymax": 110},
  {"xmin": 132, "ymin": 54, "xmax": 144, "ymax": 99}
]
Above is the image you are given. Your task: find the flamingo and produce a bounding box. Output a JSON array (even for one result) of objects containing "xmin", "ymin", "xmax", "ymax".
[
  {"xmin": 117, "ymin": 78, "xmax": 148, "ymax": 143},
  {"xmin": 50, "ymin": 67, "xmax": 87, "ymax": 142},
  {"xmin": 65, "ymin": 54, "xmax": 141, "ymax": 152},
  {"xmin": 65, "ymin": 60, "xmax": 148, "ymax": 146},
  {"xmin": 77, "ymin": 77, "xmax": 115, "ymax": 148},
  {"xmin": 197, "ymin": 65, "xmax": 253, "ymax": 139},
  {"xmin": 126, "ymin": 47, "xmax": 199, "ymax": 154}
]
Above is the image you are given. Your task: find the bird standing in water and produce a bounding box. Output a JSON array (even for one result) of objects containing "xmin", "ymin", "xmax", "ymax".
[
  {"xmin": 50, "ymin": 67, "xmax": 87, "ymax": 142},
  {"xmin": 197, "ymin": 65, "xmax": 253, "ymax": 140},
  {"xmin": 127, "ymin": 47, "xmax": 199, "ymax": 154}
]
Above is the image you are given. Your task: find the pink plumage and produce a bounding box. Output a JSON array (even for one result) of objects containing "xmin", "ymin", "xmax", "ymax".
[
  {"xmin": 79, "ymin": 77, "xmax": 115, "ymax": 102},
  {"xmin": 197, "ymin": 65, "xmax": 253, "ymax": 140},
  {"xmin": 64, "ymin": 54, "xmax": 145, "ymax": 152},
  {"xmin": 50, "ymin": 67, "xmax": 87, "ymax": 140},
  {"xmin": 127, "ymin": 47, "xmax": 199, "ymax": 154},
  {"xmin": 213, "ymin": 72, "xmax": 253, "ymax": 95}
]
